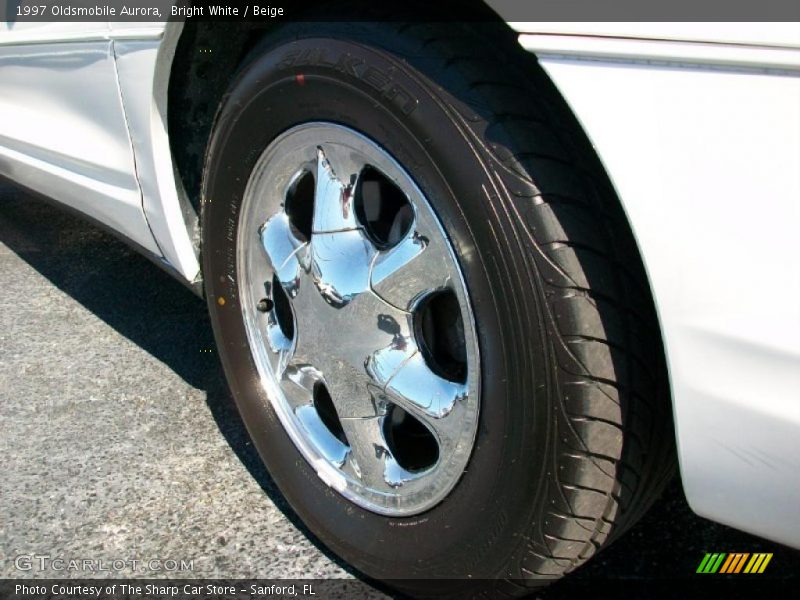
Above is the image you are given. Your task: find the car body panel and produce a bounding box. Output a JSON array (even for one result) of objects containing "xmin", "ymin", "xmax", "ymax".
[
  {"xmin": 0, "ymin": 37, "xmax": 160, "ymax": 254},
  {"xmin": 0, "ymin": 20, "xmax": 112, "ymax": 43},
  {"xmin": 507, "ymin": 22, "xmax": 800, "ymax": 48},
  {"xmin": 114, "ymin": 37, "xmax": 200, "ymax": 281},
  {"xmin": 0, "ymin": 18, "xmax": 798, "ymax": 546}
]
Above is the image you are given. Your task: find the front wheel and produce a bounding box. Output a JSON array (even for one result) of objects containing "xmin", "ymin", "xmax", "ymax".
[{"xmin": 202, "ymin": 21, "xmax": 674, "ymax": 597}]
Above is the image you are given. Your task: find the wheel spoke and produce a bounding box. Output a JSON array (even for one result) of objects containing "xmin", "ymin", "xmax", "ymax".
[
  {"xmin": 312, "ymin": 146, "xmax": 362, "ymax": 232},
  {"xmin": 324, "ymin": 368, "xmax": 384, "ymax": 419},
  {"xmin": 281, "ymin": 362, "xmax": 320, "ymax": 410},
  {"xmin": 385, "ymin": 351, "xmax": 468, "ymax": 418},
  {"xmin": 371, "ymin": 229, "xmax": 453, "ymax": 311},
  {"xmin": 318, "ymin": 141, "xmax": 365, "ymax": 186},
  {"xmin": 339, "ymin": 416, "xmax": 395, "ymax": 491},
  {"xmin": 308, "ymin": 231, "xmax": 374, "ymax": 307},
  {"xmin": 262, "ymin": 311, "xmax": 292, "ymax": 374},
  {"xmin": 383, "ymin": 351, "xmax": 469, "ymax": 454},
  {"xmin": 260, "ymin": 212, "xmax": 307, "ymax": 286},
  {"xmin": 295, "ymin": 406, "xmax": 350, "ymax": 468},
  {"xmin": 365, "ymin": 334, "xmax": 415, "ymax": 389},
  {"xmin": 287, "ymin": 312, "xmax": 381, "ymax": 419}
]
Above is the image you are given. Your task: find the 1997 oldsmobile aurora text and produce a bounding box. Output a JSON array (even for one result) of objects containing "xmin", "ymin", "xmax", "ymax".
[{"xmin": 0, "ymin": 2, "xmax": 798, "ymax": 596}]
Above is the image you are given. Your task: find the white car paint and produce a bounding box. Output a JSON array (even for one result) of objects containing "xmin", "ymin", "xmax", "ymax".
[
  {"xmin": 0, "ymin": 19, "xmax": 798, "ymax": 547},
  {"xmin": 0, "ymin": 20, "xmax": 197, "ymax": 278},
  {"xmin": 0, "ymin": 20, "xmax": 112, "ymax": 43},
  {"xmin": 0, "ymin": 38, "xmax": 160, "ymax": 254},
  {"xmin": 114, "ymin": 37, "xmax": 200, "ymax": 281},
  {"xmin": 508, "ymin": 22, "xmax": 800, "ymax": 48},
  {"xmin": 518, "ymin": 33, "xmax": 800, "ymax": 71}
]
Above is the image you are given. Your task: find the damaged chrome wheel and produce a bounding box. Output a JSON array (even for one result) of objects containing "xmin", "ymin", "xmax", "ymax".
[{"xmin": 237, "ymin": 123, "xmax": 480, "ymax": 516}]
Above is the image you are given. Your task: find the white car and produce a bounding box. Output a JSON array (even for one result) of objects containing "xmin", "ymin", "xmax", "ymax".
[{"xmin": 1, "ymin": 9, "xmax": 798, "ymax": 595}]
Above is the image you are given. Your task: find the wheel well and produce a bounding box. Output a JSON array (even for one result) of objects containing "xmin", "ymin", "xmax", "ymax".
[
  {"xmin": 165, "ymin": 2, "xmax": 507, "ymax": 213},
  {"xmin": 167, "ymin": 22, "xmax": 266, "ymax": 213}
]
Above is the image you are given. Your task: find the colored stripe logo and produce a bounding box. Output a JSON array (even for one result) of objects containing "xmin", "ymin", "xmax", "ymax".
[{"xmin": 697, "ymin": 552, "xmax": 773, "ymax": 574}]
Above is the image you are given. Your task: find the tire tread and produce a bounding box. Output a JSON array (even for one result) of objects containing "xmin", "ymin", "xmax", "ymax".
[{"xmin": 387, "ymin": 22, "xmax": 676, "ymax": 584}]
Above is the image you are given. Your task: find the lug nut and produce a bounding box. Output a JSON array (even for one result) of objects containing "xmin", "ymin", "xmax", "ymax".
[{"xmin": 257, "ymin": 298, "xmax": 274, "ymax": 313}]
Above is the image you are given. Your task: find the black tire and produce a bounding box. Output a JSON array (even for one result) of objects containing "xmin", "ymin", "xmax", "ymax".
[{"xmin": 201, "ymin": 21, "xmax": 675, "ymax": 597}]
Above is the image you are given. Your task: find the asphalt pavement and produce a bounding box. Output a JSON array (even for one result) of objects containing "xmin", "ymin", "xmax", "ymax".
[{"xmin": 1, "ymin": 182, "xmax": 797, "ymax": 596}]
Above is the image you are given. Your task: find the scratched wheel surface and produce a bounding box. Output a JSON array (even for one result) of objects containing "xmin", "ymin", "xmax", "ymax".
[
  {"xmin": 202, "ymin": 20, "xmax": 674, "ymax": 597},
  {"xmin": 237, "ymin": 123, "xmax": 479, "ymax": 515}
]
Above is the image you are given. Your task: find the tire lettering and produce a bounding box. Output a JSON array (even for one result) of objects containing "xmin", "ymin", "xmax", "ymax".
[
  {"xmin": 279, "ymin": 48, "xmax": 418, "ymax": 115},
  {"xmin": 334, "ymin": 53, "xmax": 364, "ymax": 77}
]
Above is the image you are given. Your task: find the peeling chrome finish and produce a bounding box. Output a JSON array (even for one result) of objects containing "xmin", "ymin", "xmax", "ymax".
[
  {"xmin": 371, "ymin": 211, "xmax": 454, "ymax": 311},
  {"xmin": 237, "ymin": 123, "xmax": 479, "ymax": 515},
  {"xmin": 259, "ymin": 213, "xmax": 307, "ymax": 293},
  {"xmin": 312, "ymin": 146, "xmax": 360, "ymax": 232}
]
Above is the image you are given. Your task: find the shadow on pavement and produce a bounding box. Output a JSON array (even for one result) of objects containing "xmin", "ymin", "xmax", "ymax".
[
  {"xmin": 1, "ymin": 183, "xmax": 797, "ymax": 597},
  {"xmin": 0, "ymin": 183, "xmax": 361, "ymax": 580}
]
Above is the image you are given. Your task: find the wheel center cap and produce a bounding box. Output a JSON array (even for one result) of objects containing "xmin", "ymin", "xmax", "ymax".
[{"xmin": 278, "ymin": 227, "xmax": 418, "ymax": 420}]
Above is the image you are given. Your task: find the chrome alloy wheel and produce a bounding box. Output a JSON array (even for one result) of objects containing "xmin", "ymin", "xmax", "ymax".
[{"xmin": 237, "ymin": 123, "xmax": 479, "ymax": 515}]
